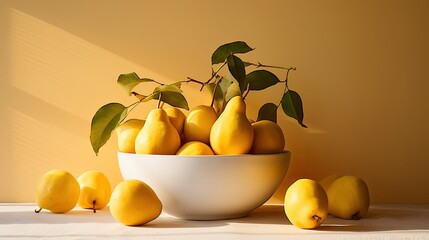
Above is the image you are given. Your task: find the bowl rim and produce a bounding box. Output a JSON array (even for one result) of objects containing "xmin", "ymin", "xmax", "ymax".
[{"xmin": 118, "ymin": 150, "xmax": 291, "ymax": 159}]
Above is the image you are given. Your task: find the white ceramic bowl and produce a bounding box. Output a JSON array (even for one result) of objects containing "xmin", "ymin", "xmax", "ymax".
[{"xmin": 117, "ymin": 151, "xmax": 291, "ymax": 220}]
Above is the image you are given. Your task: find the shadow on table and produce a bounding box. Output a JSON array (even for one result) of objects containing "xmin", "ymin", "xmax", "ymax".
[
  {"xmin": 0, "ymin": 207, "xmax": 227, "ymax": 229},
  {"xmin": 227, "ymin": 204, "xmax": 290, "ymax": 225},
  {"xmin": 320, "ymin": 205, "xmax": 429, "ymax": 232},
  {"xmin": 0, "ymin": 208, "xmax": 116, "ymax": 224},
  {"xmin": 3, "ymin": 204, "xmax": 427, "ymax": 232},
  {"xmin": 145, "ymin": 216, "xmax": 228, "ymax": 228},
  {"xmin": 225, "ymin": 204, "xmax": 429, "ymax": 232},
  {"xmin": 146, "ymin": 204, "xmax": 287, "ymax": 229}
]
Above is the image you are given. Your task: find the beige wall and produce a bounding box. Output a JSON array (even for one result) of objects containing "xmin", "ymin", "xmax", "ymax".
[{"xmin": 1, "ymin": 0, "xmax": 428, "ymax": 203}]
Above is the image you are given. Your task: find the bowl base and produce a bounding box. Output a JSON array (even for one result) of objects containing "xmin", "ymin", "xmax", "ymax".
[{"xmin": 164, "ymin": 211, "xmax": 250, "ymax": 221}]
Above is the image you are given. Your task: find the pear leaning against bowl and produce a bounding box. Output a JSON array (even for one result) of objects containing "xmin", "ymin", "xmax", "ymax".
[{"xmin": 117, "ymin": 151, "xmax": 291, "ymax": 220}]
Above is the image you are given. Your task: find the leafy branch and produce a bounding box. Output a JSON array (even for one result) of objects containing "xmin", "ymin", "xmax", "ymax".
[
  {"xmin": 244, "ymin": 61, "xmax": 297, "ymax": 71},
  {"xmin": 89, "ymin": 41, "xmax": 307, "ymax": 155},
  {"xmin": 90, "ymin": 73, "xmax": 190, "ymax": 155}
]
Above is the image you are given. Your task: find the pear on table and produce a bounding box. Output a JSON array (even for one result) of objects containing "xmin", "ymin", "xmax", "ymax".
[
  {"xmin": 320, "ymin": 175, "xmax": 370, "ymax": 220},
  {"xmin": 77, "ymin": 170, "xmax": 112, "ymax": 213},
  {"xmin": 109, "ymin": 179, "xmax": 162, "ymax": 226},
  {"xmin": 284, "ymin": 179, "xmax": 328, "ymax": 229},
  {"xmin": 35, "ymin": 169, "xmax": 80, "ymax": 214}
]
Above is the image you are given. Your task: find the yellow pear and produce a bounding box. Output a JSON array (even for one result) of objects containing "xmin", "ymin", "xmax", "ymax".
[
  {"xmin": 135, "ymin": 108, "xmax": 181, "ymax": 155},
  {"xmin": 115, "ymin": 119, "xmax": 145, "ymax": 153},
  {"xmin": 250, "ymin": 120, "xmax": 285, "ymax": 154},
  {"xmin": 326, "ymin": 175, "xmax": 370, "ymax": 219},
  {"xmin": 176, "ymin": 141, "xmax": 215, "ymax": 155},
  {"xmin": 35, "ymin": 169, "xmax": 80, "ymax": 214},
  {"xmin": 183, "ymin": 105, "xmax": 217, "ymax": 144},
  {"xmin": 164, "ymin": 107, "xmax": 186, "ymax": 135},
  {"xmin": 110, "ymin": 179, "xmax": 162, "ymax": 226},
  {"xmin": 77, "ymin": 171, "xmax": 111, "ymax": 212},
  {"xmin": 210, "ymin": 96, "xmax": 254, "ymax": 154},
  {"xmin": 284, "ymin": 179, "xmax": 328, "ymax": 229},
  {"xmin": 318, "ymin": 174, "xmax": 342, "ymax": 193}
]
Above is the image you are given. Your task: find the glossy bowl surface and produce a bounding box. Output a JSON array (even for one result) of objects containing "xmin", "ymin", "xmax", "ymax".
[{"xmin": 118, "ymin": 151, "xmax": 291, "ymax": 220}]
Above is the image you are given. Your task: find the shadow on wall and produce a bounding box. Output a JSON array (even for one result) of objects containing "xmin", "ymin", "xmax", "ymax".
[
  {"xmin": 1, "ymin": 6, "xmax": 218, "ymax": 202},
  {"xmin": 1, "ymin": 7, "xmax": 214, "ymax": 202},
  {"xmin": 0, "ymin": 3, "xmax": 14, "ymax": 201}
]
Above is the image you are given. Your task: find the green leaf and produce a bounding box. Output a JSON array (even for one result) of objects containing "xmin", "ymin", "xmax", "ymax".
[
  {"xmin": 257, "ymin": 103, "xmax": 278, "ymax": 123},
  {"xmin": 143, "ymin": 82, "xmax": 183, "ymax": 103},
  {"xmin": 247, "ymin": 70, "xmax": 280, "ymax": 91},
  {"xmin": 117, "ymin": 72, "xmax": 155, "ymax": 95},
  {"xmin": 206, "ymin": 83, "xmax": 223, "ymax": 110},
  {"xmin": 161, "ymin": 92, "xmax": 189, "ymax": 110},
  {"xmin": 144, "ymin": 91, "xmax": 189, "ymax": 110},
  {"xmin": 281, "ymin": 90, "xmax": 307, "ymax": 128},
  {"xmin": 224, "ymin": 78, "xmax": 242, "ymax": 103},
  {"xmin": 218, "ymin": 76, "xmax": 234, "ymax": 94},
  {"xmin": 154, "ymin": 82, "xmax": 182, "ymax": 93},
  {"xmin": 206, "ymin": 77, "xmax": 234, "ymax": 112},
  {"xmin": 211, "ymin": 41, "xmax": 254, "ymax": 64},
  {"xmin": 131, "ymin": 92, "xmax": 147, "ymax": 101},
  {"xmin": 227, "ymin": 54, "xmax": 246, "ymax": 93},
  {"xmin": 140, "ymin": 91, "xmax": 158, "ymax": 102},
  {"xmin": 160, "ymin": 91, "xmax": 189, "ymax": 110},
  {"xmin": 90, "ymin": 103, "xmax": 128, "ymax": 155}
]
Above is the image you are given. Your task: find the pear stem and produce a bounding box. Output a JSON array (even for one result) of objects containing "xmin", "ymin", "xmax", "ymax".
[
  {"xmin": 242, "ymin": 85, "xmax": 250, "ymax": 100},
  {"xmin": 35, "ymin": 208, "xmax": 42, "ymax": 213},
  {"xmin": 210, "ymin": 77, "xmax": 220, "ymax": 107},
  {"xmin": 312, "ymin": 215, "xmax": 322, "ymax": 222},
  {"xmin": 157, "ymin": 92, "xmax": 163, "ymax": 109},
  {"xmin": 352, "ymin": 212, "xmax": 360, "ymax": 220},
  {"xmin": 92, "ymin": 200, "xmax": 96, "ymax": 213}
]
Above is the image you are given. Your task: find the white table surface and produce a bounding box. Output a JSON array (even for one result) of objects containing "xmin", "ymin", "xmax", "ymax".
[{"xmin": 1, "ymin": 203, "xmax": 428, "ymax": 239}]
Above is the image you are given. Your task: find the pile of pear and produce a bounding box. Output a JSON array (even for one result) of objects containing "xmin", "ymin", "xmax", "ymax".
[
  {"xmin": 35, "ymin": 169, "xmax": 162, "ymax": 226},
  {"xmin": 116, "ymin": 96, "xmax": 286, "ymax": 156},
  {"xmin": 284, "ymin": 175, "xmax": 370, "ymax": 229},
  {"xmin": 35, "ymin": 169, "xmax": 112, "ymax": 214}
]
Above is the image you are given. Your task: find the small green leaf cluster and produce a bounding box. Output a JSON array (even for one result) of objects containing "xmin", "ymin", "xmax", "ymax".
[{"xmin": 90, "ymin": 41, "xmax": 306, "ymax": 155}]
